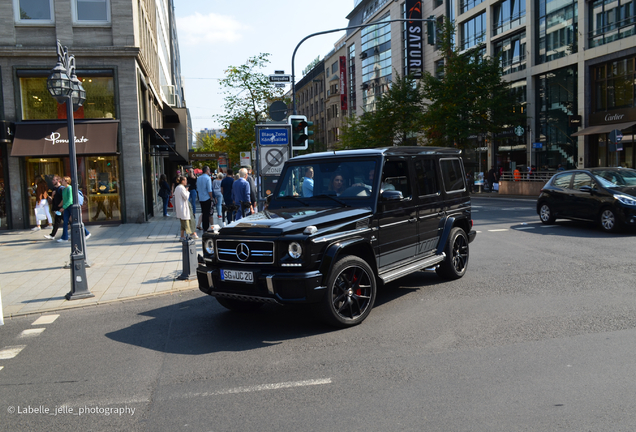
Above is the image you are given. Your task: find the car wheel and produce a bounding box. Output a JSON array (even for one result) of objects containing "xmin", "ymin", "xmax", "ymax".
[
  {"xmin": 319, "ymin": 256, "xmax": 376, "ymax": 328},
  {"xmin": 599, "ymin": 207, "xmax": 619, "ymax": 233},
  {"xmin": 436, "ymin": 227, "xmax": 469, "ymax": 280},
  {"xmin": 539, "ymin": 203, "xmax": 555, "ymax": 224},
  {"xmin": 216, "ymin": 297, "xmax": 264, "ymax": 312}
]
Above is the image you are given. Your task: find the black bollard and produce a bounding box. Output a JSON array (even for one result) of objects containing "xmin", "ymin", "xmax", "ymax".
[{"xmin": 177, "ymin": 235, "xmax": 198, "ymax": 280}]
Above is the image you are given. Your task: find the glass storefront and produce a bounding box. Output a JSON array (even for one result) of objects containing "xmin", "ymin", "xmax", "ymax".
[
  {"xmin": 26, "ymin": 155, "xmax": 122, "ymax": 226},
  {"xmin": 0, "ymin": 145, "xmax": 7, "ymax": 229}
]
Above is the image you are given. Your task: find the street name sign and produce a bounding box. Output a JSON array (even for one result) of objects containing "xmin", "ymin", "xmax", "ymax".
[
  {"xmin": 269, "ymin": 74, "xmax": 291, "ymax": 83},
  {"xmin": 258, "ymin": 128, "xmax": 290, "ymax": 146}
]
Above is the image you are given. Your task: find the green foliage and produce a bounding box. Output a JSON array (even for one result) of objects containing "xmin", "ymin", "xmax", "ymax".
[
  {"xmin": 340, "ymin": 72, "xmax": 427, "ymax": 149},
  {"xmin": 302, "ymin": 56, "xmax": 321, "ymax": 76},
  {"xmin": 420, "ymin": 18, "xmax": 525, "ymax": 148},
  {"xmin": 214, "ymin": 53, "xmax": 285, "ymax": 165}
]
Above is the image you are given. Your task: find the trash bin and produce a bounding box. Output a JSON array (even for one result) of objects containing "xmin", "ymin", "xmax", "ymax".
[{"xmin": 178, "ymin": 236, "xmax": 197, "ymax": 280}]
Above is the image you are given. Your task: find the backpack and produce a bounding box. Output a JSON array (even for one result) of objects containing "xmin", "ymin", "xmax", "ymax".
[{"xmin": 78, "ymin": 190, "xmax": 85, "ymax": 206}]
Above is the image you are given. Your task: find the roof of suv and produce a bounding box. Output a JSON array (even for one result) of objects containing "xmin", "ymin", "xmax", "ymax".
[{"xmin": 291, "ymin": 146, "xmax": 462, "ymax": 161}]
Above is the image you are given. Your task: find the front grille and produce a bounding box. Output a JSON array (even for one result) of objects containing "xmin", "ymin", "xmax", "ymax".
[{"xmin": 217, "ymin": 240, "xmax": 275, "ymax": 264}]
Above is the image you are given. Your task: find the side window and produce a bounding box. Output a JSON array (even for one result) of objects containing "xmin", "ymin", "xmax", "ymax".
[
  {"xmin": 439, "ymin": 159, "xmax": 466, "ymax": 193},
  {"xmin": 414, "ymin": 158, "xmax": 439, "ymax": 196},
  {"xmin": 552, "ymin": 173, "xmax": 573, "ymax": 188},
  {"xmin": 571, "ymin": 173, "xmax": 594, "ymax": 190},
  {"xmin": 382, "ymin": 160, "xmax": 412, "ymax": 198}
]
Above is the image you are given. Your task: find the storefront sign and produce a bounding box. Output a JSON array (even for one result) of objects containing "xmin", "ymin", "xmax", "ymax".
[
  {"xmin": 568, "ymin": 115, "xmax": 582, "ymax": 127},
  {"xmin": 10, "ymin": 121, "xmax": 119, "ymax": 156},
  {"xmin": 405, "ymin": 0, "xmax": 423, "ymax": 78},
  {"xmin": 188, "ymin": 151, "xmax": 218, "ymax": 160}
]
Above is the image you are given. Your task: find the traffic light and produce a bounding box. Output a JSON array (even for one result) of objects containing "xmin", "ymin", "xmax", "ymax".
[
  {"xmin": 427, "ymin": 16, "xmax": 436, "ymax": 45},
  {"xmin": 289, "ymin": 115, "xmax": 314, "ymax": 150}
]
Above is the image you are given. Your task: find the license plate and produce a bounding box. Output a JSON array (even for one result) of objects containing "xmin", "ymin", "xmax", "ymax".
[{"xmin": 220, "ymin": 269, "xmax": 254, "ymax": 283}]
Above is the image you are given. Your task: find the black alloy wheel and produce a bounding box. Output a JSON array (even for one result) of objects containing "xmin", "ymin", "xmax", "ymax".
[
  {"xmin": 436, "ymin": 227, "xmax": 469, "ymax": 280},
  {"xmin": 539, "ymin": 203, "xmax": 555, "ymax": 224},
  {"xmin": 319, "ymin": 256, "xmax": 376, "ymax": 328}
]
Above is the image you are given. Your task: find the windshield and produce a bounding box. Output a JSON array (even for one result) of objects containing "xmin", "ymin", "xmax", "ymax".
[
  {"xmin": 594, "ymin": 169, "xmax": 636, "ymax": 187},
  {"xmin": 273, "ymin": 158, "xmax": 378, "ymax": 204}
]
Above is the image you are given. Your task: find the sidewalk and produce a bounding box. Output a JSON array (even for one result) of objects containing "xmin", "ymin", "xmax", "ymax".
[{"xmin": 0, "ymin": 214, "xmax": 200, "ymax": 319}]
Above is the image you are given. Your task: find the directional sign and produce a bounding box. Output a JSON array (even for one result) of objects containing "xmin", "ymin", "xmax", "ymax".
[
  {"xmin": 269, "ymin": 74, "xmax": 291, "ymax": 83},
  {"xmin": 260, "ymin": 146, "xmax": 288, "ymax": 176},
  {"xmin": 258, "ymin": 128, "xmax": 289, "ymax": 146},
  {"xmin": 274, "ymin": 83, "xmax": 286, "ymax": 88}
]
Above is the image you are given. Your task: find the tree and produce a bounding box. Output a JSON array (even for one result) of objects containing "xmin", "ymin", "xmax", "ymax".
[
  {"xmin": 340, "ymin": 72, "xmax": 427, "ymax": 149},
  {"xmin": 420, "ymin": 18, "xmax": 525, "ymax": 148},
  {"xmin": 213, "ymin": 53, "xmax": 285, "ymax": 165}
]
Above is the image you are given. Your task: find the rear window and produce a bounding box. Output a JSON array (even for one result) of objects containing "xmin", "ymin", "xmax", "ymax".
[{"xmin": 439, "ymin": 159, "xmax": 465, "ymax": 193}]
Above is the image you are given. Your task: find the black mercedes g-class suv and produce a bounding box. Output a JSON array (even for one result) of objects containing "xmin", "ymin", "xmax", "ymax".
[{"xmin": 197, "ymin": 147, "xmax": 476, "ymax": 327}]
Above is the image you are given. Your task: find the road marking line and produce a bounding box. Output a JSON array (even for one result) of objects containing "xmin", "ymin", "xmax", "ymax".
[
  {"xmin": 171, "ymin": 378, "xmax": 333, "ymax": 399},
  {"xmin": 19, "ymin": 328, "xmax": 46, "ymax": 338},
  {"xmin": 0, "ymin": 366, "xmax": 3, "ymax": 371},
  {"xmin": 514, "ymin": 226, "xmax": 535, "ymax": 230},
  {"xmin": 62, "ymin": 396, "xmax": 151, "ymax": 408},
  {"xmin": 488, "ymin": 229, "xmax": 509, "ymax": 232},
  {"xmin": 0, "ymin": 345, "xmax": 27, "ymax": 360},
  {"xmin": 32, "ymin": 315, "xmax": 59, "ymax": 325},
  {"xmin": 539, "ymin": 225, "xmax": 559, "ymax": 228}
]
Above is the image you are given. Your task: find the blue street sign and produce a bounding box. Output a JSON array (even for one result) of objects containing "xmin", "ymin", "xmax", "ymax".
[
  {"xmin": 259, "ymin": 128, "xmax": 289, "ymax": 146},
  {"xmin": 532, "ymin": 142, "xmax": 543, "ymax": 149}
]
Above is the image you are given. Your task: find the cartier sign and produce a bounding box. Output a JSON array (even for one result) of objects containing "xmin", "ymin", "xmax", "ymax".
[{"xmin": 590, "ymin": 108, "xmax": 635, "ymax": 125}]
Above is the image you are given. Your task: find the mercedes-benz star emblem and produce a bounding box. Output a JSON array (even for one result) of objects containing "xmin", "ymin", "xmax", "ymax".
[{"xmin": 236, "ymin": 243, "xmax": 250, "ymax": 261}]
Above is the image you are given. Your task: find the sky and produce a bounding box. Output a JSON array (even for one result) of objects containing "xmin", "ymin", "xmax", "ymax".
[{"xmin": 173, "ymin": 0, "xmax": 352, "ymax": 135}]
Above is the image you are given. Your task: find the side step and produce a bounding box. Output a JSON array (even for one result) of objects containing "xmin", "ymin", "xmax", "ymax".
[{"xmin": 378, "ymin": 253, "xmax": 446, "ymax": 284}]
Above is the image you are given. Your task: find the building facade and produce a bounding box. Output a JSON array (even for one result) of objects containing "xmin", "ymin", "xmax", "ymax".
[
  {"xmin": 0, "ymin": 0, "xmax": 190, "ymax": 230},
  {"xmin": 295, "ymin": 59, "xmax": 326, "ymax": 153},
  {"xmin": 336, "ymin": 0, "xmax": 636, "ymax": 173}
]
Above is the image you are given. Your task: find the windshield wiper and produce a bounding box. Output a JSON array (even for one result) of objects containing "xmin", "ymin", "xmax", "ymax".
[
  {"xmin": 276, "ymin": 196, "xmax": 310, "ymax": 206},
  {"xmin": 313, "ymin": 194, "xmax": 350, "ymax": 207}
]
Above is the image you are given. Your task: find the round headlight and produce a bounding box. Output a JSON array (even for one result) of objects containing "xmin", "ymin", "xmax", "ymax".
[
  {"xmin": 288, "ymin": 242, "xmax": 302, "ymax": 259},
  {"xmin": 205, "ymin": 239, "xmax": 214, "ymax": 255}
]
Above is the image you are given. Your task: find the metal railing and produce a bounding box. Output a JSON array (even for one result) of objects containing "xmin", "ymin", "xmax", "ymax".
[{"xmin": 498, "ymin": 171, "xmax": 555, "ymax": 182}]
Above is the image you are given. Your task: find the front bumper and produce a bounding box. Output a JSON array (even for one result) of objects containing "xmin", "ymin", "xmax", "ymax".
[{"xmin": 197, "ymin": 265, "xmax": 325, "ymax": 304}]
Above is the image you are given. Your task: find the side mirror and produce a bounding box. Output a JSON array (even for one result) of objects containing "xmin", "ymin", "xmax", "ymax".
[
  {"xmin": 381, "ymin": 190, "xmax": 403, "ymax": 201},
  {"xmin": 266, "ymin": 194, "xmax": 273, "ymax": 205},
  {"xmin": 580, "ymin": 185, "xmax": 593, "ymax": 193}
]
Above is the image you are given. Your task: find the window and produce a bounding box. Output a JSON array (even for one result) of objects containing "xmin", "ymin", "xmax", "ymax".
[
  {"xmin": 20, "ymin": 74, "xmax": 116, "ymax": 120},
  {"xmin": 593, "ymin": 57, "xmax": 635, "ymax": 111},
  {"xmin": 460, "ymin": 0, "xmax": 484, "ymax": 14},
  {"xmin": 493, "ymin": 0, "xmax": 526, "ymax": 35},
  {"xmin": 571, "ymin": 173, "xmax": 594, "ymax": 189},
  {"xmin": 537, "ymin": 0, "xmax": 578, "ymax": 64},
  {"xmin": 415, "ymin": 159, "xmax": 439, "ymax": 196},
  {"xmin": 73, "ymin": 0, "xmax": 110, "ymax": 23},
  {"xmin": 589, "ymin": 0, "xmax": 635, "ymax": 48},
  {"xmin": 553, "ymin": 173, "xmax": 573, "ymax": 188},
  {"xmin": 440, "ymin": 159, "xmax": 466, "ymax": 192},
  {"xmin": 14, "ymin": 0, "xmax": 53, "ymax": 23},
  {"xmin": 461, "ymin": 13, "xmax": 486, "ymax": 51},
  {"xmin": 382, "ymin": 161, "xmax": 412, "ymax": 198},
  {"xmin": 494, "ymin": 31, "xmax": 526, "ymax": 75}
]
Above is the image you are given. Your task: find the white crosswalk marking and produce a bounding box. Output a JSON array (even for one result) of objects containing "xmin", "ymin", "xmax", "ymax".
[
  {"xmin": 32, "ymin": 315, "xmax": 59, "ymax": 325},
  {"xmin": 488, "ymin": 229, "xmax": 509, "ymax": 232},
  {"xmin": 0, "ymin": 345, "xmax": 27, "ymax": 360},
  {"xmin": 19, "ymin": 328, "xmax": 46, "ymax": 338},
  {"xmin": 514, "ymin": 226, "xmax": 535, "ymax": 230},
  {"xmin": 0, "ymin": 366, "xmax": 3, "ymax": 371}
]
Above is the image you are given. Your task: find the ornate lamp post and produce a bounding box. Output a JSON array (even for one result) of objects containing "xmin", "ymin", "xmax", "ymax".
[{"xmin": 47, "ymin": 40, "xmax": 94, "ymax": 300}]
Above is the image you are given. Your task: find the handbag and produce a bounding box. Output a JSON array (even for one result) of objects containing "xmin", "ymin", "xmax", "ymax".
[{"xmin": 35, "ymin": 207, "xmax": 48, "ymax": 221}]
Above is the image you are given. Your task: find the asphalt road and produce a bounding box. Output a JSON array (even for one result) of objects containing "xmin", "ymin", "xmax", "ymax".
[{"xmin": 1, "ymin": 196, "xmax": 636, "ymax": 432}]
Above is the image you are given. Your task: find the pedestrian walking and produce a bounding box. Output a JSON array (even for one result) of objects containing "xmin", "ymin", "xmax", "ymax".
[
  {"xmin": 32, "ymin": 179, "xmax": 52, "ymax": 231},
  {"xmin": 232, "ymin": 168, "xmax": 251, "ymax": 221},
  {"xmin": 221, "ymin": 168, "xmax": 234, "ymax": 225},
  {"xmin": 187, "ymin": 168, "xmax": 198, "ymax": 217},
  {"xmin": 196, "ymin": 166, "xmax": 213, "ymax": 231},
  {"xmin": 174, "ymin": 175, "xmax": 197, "ymax": 240},
  {"xmin": 213, "ymin": 173, "xmax": 224, "ymax": 226},
  {"xmin": 57, "ymin": 176, "xmax": 90, "ymax": 243},
  {"xmin": 244, "ymin": 165, "xmax": 258, "ymax": 215},
  {"xmin": 158, "ymin": 174, "xmax": 171, "ymax": 217},
  {"xmin": 44, "ymin": 175, "xmax": 64, "ymax": 240}
]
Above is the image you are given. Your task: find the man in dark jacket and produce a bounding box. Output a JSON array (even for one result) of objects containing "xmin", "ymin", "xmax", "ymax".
[
  {"xmin": 44, "ymin": 175, "xmax": 64, "ymax": 240},
  {"xmin": 244, "ymin": 165, "xmax": 257, "ymax": 215},
  {"xmin": 220, "ymin": 168, "xmax": 234, "ymax": 224}
]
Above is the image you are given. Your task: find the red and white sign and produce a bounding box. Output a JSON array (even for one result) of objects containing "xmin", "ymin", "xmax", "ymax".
[{"xmin": 339, "ymin": 56, "xmax": 348, "ymax": 112}]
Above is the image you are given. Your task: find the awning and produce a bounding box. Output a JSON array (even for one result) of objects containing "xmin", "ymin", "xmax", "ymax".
[
  {"xmin": 571, "ymin": 121, "xmax": 636, "ymax": 137},
  {"xmin": 10, "ymin": 120, "xmax": 119, "ymax": 157}
]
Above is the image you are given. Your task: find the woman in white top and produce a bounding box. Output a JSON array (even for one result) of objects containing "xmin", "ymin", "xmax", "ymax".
[
  {"xmin": 174, "ymin": 176, "xmax": 198, "ymax": 240},
  {"xmin": 32, "ymin": 180, "xmax": 52, "ymax": 231}
]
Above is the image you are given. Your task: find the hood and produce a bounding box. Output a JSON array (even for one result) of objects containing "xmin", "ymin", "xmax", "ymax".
[
  {"xmin": 609, "ymin": 186, "xmax": 636, "ymax": 196},
  {"xmin": 219, "ymin": 207, "xmax": 373, "ymax": 236}
]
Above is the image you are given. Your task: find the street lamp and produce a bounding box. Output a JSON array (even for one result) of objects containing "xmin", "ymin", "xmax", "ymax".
[{"xmin": 47, "ymin": 40, "xmax": 94, "ymax": 300}]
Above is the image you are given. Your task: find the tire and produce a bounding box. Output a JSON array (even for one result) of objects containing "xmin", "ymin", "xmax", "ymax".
[
  {"xmin": 216, "ymin": 297, "xmax": 264, "ymax": 312},
  {"xmin": 539, "ymin": 203, "xmax": 555, "ymax": 224},
  {"xmin": 319, "ymin": 256, "xmax": 377, "ymax": 328},
  {"xmin": 436, "ymin": 227, "xmax": 469, "ymax": 280},
  {"xmin": 599, "ymin": 207, "xmax": 620, "ymax": 233}
]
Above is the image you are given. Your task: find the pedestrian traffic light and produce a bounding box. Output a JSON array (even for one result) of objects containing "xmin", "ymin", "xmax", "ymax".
[
  {"xmin": 289, "ymin": 115, "xmax": 314, "ymax": 150},
  {"xmin": 427, "ymin": 16, "xmax": 436, "ymax": 45}
]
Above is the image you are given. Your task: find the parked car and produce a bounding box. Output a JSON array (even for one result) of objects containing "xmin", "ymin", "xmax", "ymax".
[
  {"xmin": 537, "ymin": 167, "xmax": 636, "ymax": 232},
  {"xmin": 197, "ymin": 147, "xmax": 477, "ymax": 327}
]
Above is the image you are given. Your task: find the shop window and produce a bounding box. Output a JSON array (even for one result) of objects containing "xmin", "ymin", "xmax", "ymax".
[
  {"xmin": 87, "ymin": 156, "xmax": 121, "ymax": 222},
  {"xmin": 73, "ymin": 0, "xmax": 110, "ymax": 23},
  {"xmin": 14, "ymin": 0, "xmax": 54, "ymax": 23},
  {"xmin": 20, "ymin": 75, "xmax": 115, "ymax": 120}
]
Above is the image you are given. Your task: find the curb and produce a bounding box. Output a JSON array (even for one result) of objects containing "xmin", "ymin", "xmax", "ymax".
[{"xmin": 3, "ymin": 286, "xmax": 201, "ymax": 320}]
